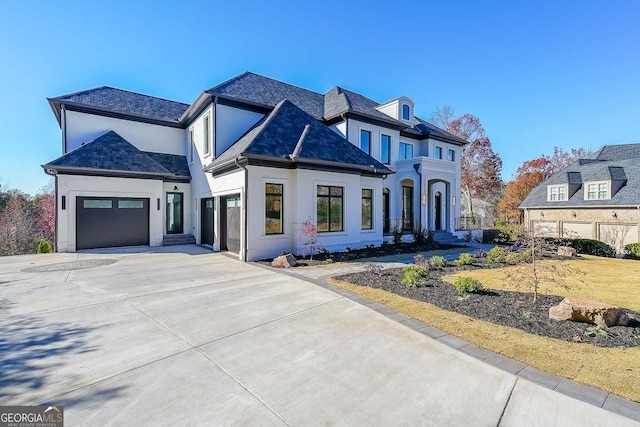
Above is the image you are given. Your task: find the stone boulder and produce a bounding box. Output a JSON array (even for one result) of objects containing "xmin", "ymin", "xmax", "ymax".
[
  {"xmin": 549, "ymin": 297, "xmax": 629, "ymax": 327},
  {"xmin": 272, "ymin": 253, "xmax": 298, "ymax": 268},
  {"xmin": 557, "ymin": 246, "xmax": 577, "ymax": 257}
]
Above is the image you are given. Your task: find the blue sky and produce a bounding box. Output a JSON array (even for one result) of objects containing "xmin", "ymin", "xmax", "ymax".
[{"xmin": 1, "ymin": 1, "xmax": 639, "ymax": 195}]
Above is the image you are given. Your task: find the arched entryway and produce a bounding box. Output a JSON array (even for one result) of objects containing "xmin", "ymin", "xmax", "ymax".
[{"xmin": 427, "ymin": 179, "xmax": 451, "ymax": 232}]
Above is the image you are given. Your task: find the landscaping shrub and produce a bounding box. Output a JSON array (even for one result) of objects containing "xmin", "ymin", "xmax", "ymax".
[
  {"xmin": 401, "ymin": 265, "xmax": 429, "ymax": 287},
  {"xmin": 624, "ymin": 243, "xmax": 640, "ymax": 260},
  {"xmin": 486, "ymin": 246, "xmax": 508, "ymax": 263},
  {"xmin": 455, "ymin": 253, "xmax": 475, "ymax": 266},
  {"xmin": 413, "ymin": 228, "xmax": 433, "ymax": 246},
  {"xmin": 36, "ymin": 239, "xmax": 53, "ymax": 254},
  {"xmin": 453, "ymin": 276, "xmax": 484, "ymax": 294},
  {"xmin": 549, "ymin": 238, "xmax": 616, "ymax": 258},
  {"xmin": 391, "ymin": 226, "xmax": 403, "ymax": 245},
  {"xmin": 505, "ymin": 251, "xmax": 521, "ymax": 264},
  {"xmin": 496, "ymin": 221, "xmax": 524, "ymax": 242},
  {"xmin": 429, "ymin": 255, "xmax": 448, "ymax": 269},
  {"xmin": 413, "ymin": 254, "xmax": 429, "ymax": 267}
]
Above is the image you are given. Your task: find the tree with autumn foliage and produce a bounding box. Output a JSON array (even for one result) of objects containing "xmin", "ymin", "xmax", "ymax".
[
  {"xmin": 497, "ymin": 147, "xmax": 594, "ymax": 222},
  {"xmin": 431, "ymin": 106, "xmax": 503, "ymax": 220}
]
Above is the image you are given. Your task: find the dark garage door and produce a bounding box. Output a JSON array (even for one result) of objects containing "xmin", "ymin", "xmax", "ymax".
[{"xmin": 76, "ymin": 197, "xmax": 150, "ymax": 250}]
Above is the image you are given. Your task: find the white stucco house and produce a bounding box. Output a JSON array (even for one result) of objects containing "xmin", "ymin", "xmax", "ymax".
[{"xmin": 43, "ymin": 72, "xmax": 467, "ymax": 261}]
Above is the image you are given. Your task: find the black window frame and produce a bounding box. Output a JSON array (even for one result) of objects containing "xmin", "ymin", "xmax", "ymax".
[
  {"xmin": 448, "ymin": 149, "xmax": 455, "ymax": 162},
  {"xmin": 203, "ymin": 115, "xmax": 211, "ymax": 156},
  {"xmin": 402, "ymin": 104, "xmax": 410, "ymax": 120},
  {"xmin": 435, "ymin": 146, "xmax": 442, "ymax": 159},
  {"xmin": 265, "ymin": 183, "xmax": 284, "ymax": 235},
  {"xmin": 361, "ymin": 188, "xmax": 373, "ymax": 230},
  {"xmin": 316, "ymin": 185, "xmax": 344, "ymax": 233}
]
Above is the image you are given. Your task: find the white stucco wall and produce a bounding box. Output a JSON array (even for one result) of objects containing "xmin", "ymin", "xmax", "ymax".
[
  {"xmin": 56, "ymin": 174, "xmax": 165, "ymax": 252},
  {"xmin": 64, "ymin": 111, "xmax": 186, "ymax": 155},
  {"xmin": 215, "ymin": 104, "xmax": 264, "ymax": 157}
]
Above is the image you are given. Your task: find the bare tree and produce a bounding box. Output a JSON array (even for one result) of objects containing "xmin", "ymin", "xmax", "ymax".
[
  {"xmin": 599, "ymin": 219, "xmax": 632, "ymax": 256},
  {"xmin": 0, "ymin": 190, "xmax": 38, "ymax": 256}
]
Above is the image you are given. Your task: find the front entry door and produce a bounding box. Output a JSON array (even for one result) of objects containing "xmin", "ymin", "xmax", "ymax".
[
  {"xmin": 435, "ymin": 191, "xmax": 442, "ymax": 231},
  {"xmin": 220, "ymin": 195, "xmax": 241, "ymax": 253},
  {"xmin": 201, "ymin": 198, "xmax": 214, "ymax": 246},
  {"xmin": 166, "ymin": 193, "xmax": 184, "ymax": 234}
]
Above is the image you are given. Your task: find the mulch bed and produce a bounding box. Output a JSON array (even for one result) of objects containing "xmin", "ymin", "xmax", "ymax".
[{"xmin": 335, "ymin": 265, "xmax": 640, "ymax": 348}]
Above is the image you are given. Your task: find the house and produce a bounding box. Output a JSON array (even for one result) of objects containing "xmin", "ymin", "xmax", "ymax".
[
  {"xmin": 520, "ymin": 143, "xmax": 640, "ymax": 252},
  {"xmin": 42, "ymin": 72, "xmax": 467, "ymax": 261}
]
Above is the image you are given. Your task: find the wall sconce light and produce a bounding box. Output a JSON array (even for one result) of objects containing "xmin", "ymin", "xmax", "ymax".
[
  {"xmin": 452, "ymin": 196, "xmax": 456, "ymax": 206},
  {"xmin": 421, "ymin": 194, "xmax": 426, "ymax": 205},
  {"xmin": 157, "ymin": 198, "xmax": 161, "ymax": 210},
  {"xmin": 173, "ymin": 185, "xmax": 179, "ymax": 191},
  {"xmin": 571, "ymin": 211, "xmax": 576, "ymax": 218},
  {"xmin": 612, "ymin": 212, "xmax": 617, "ymax": 219},
  {"xmin": 540, "ymin": 212, "xmax": 544, "ymax": 217}
]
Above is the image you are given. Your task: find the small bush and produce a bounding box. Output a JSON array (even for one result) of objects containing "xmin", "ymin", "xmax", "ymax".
[
  {"xmin": 475, "ymin": 249, "xmax": 487, "ymax": 258},
  {"xmin": 624, "ymin": 243, "xmax": 640, "ymax": 260},
  {"xmin": 453, "ymin": 276, "xmax": 484, "ymax": 294},
  {"xmin": 401, "ymin": 265, "xmax": 429, "ymax": 287},
  {"xmin": 392, "ymin": 226, "xmax": 404, "ymax": 245},
  {"xmin": 496, "ymin": 221, "xmax": 524, "ymax": 242},
  {"xmin": 429, "ymin": 255, "xmax": 448, "ymax": 269},
  {"xmin": 36, "ymin": 239, "xmax": 53, "ymax": 254},
  {"xmin": 486, "ymin": 246, "xmax": 508, "ymax": 263},
  {"xmin": 520, "ymin": 247, "xmax": 539, "ymax": 262},
  {"xmin": 456, "ymin": 253, "xmax": 475, "ymax": 266},
  {"xmin": 413, "ymin": 228, "xmax": 433, "ymax": 246},
  {"xmin": 549, "ymin": 238, "xmax": 616, "ymax": 258},
  {"xmin": 505, "ymin": 251, "xmax": 521, "ymax": 264},
  {"xmin": 363, "ymin": 262, "xmax": 382, "ymax": 276}
]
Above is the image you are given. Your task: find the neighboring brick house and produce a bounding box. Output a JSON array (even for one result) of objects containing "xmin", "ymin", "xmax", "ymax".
[
  {"xmin": 43, "ymin": 72, "xmax": 467, "ymax": 260},
  {"xmin": 520, "ymin": 143, "xmax": 640, "ymax": 252}
]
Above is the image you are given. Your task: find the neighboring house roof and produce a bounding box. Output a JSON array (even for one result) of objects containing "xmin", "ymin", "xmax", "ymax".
[
  {"xmin": 48, "ymin": 86, "xmax": 190, "ymax": 125},
  {"xmin": 42, "ymin": 131, "xmax": 191, "ymax": 182},
  {"xmin": 206, "ymin": 100, "xmax": 393, "ymax": 176},
  {"xmin": 520, "ymin": 143, "xmax": 640, "ymax": 208}
]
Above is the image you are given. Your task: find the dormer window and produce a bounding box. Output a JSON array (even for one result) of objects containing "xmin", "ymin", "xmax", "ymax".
[
  {"xmin": 585, "ymin": 181, "xmax": 610, "ymax": 200},
  {"xmin": 548, "ymin": 184, "xmax": 567, "ymax": 201},
  {"xmin": 402, "ymin": 104, "xmax": 410, "ymax": 120}
]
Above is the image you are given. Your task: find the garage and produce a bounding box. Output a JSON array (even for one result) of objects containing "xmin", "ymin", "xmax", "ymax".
[
  {"xmin": 531, "ymin": 220, "xmax": 558, "ymax": 238},
  {"xmin": 598, "ymin": 223, "xmax": 638, "ymax": 250},
  {"xmin": 76, "ymin": 196, "xmax": 150, "ymax": 250}
]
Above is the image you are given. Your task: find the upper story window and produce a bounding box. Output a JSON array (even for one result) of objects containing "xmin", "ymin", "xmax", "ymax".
[
  {"xmin": 399, "ymin": 142, "xmax": 413, "ymax": 160},
  {"xmin": 434, "ymin": 146, "xmax": 442, "ymax": 159},
  {"xmin": 402, "ymin": 104, "xmax": 410, "ymax": 120},
  {"xmin": 548, "ymin": 185, "xmax": 567, "ymax": 201},
  {"xmin": 203, "ymin": 115, "xmax": 211, "ymax": 156},
  {"xmin": 448, "ymin": 149, "xmax": 455, "ymax": 162},
  {"xmin": 586, "ymin": 181, "xmax": 609, "ymax": 200},
  {"xmin": 380, "ymin": 134, "xmax": 391, "ymax": 164},
  {"xmin": 360, "ymin": 129, "xmax": 371, "ymax": 155},
  {"xmin": 188, "ymin": 128, "xmax": 194, "ymax": 163}
]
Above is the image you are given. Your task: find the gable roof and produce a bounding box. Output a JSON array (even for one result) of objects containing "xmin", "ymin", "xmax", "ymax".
[
  {"xmin": 206, "ymin": 100, "xmax": 393, "ymax": 176},
  {"xmin": 48, "ymin": 86, "xmax": 190, "ymax": 126},
  {"xmin": 520, "ymin": 143, "xmax": 640, "ymax": 208},
  {"xmin": 42, "ymin": 131, "xmax": 190, "ymax": 181}
]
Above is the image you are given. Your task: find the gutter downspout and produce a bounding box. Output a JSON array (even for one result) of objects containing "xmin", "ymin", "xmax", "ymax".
[
  {"xmin": 413, "ymin": 163, "xmax": 422, "ymax": 230},
  {"xmin": 235, "ymin": 157, "xmax": 248, "ymax": 261},
  {"xmin": 61, "ymin": 104, "xmax": 67, "ymax": 153}
]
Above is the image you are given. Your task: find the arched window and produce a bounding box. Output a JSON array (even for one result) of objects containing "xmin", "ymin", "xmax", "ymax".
[{"xmin": 402, "ymin": 104, "xmax": 410, "ymax": 120}]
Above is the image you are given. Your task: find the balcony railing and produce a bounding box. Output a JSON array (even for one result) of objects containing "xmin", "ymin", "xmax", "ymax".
[{"xmin": 455, "ymin": 216, "xmax": 482, "ymax": 231}]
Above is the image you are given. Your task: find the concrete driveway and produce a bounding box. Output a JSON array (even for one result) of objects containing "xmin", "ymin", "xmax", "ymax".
[{"xmin": 0, "ymin": 247, "xmax": 637, "ymax": 426}]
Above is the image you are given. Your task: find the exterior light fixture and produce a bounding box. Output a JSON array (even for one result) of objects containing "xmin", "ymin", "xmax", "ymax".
[{"xmin": 572, "ymin": 211, "xmax": 577, "ymax": 218}]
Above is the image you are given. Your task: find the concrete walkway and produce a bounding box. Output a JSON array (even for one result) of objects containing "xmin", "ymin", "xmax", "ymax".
[{"xmin": 0, "ymin": 246, "xmax": 637, "ymax": 425}]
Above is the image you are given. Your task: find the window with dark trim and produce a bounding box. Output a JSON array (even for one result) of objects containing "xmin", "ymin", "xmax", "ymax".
[
  {"xmin": 402, "ymin": 104, "xmax": 410, "ymax": 120},
  {"xmin": 203, "ymin": 115, "xmax": 211, "ymax": 156},
  {"xmin": 381, "ymin": 134, "xmax": 391, "ymax": 164},
  {"xmin": 360, "ymin": 129, "xmax": 371, "ymax": 155},
  {"xmin": 189, "ymin": 128, "xmax": 194, "ymax": 163},
  {"xmin": 399, "ymin": 142, "xmax": 413, "ymax": 160},
  {"xmin": 448, "ymin": 149, "xmax": 455, "ymax": 161},
  {"xmin": 361, "ymin": 189, "xmax": 373, "ymax": 230},
  {"xmin": 317, "ymin": 185, "xmax": 343, "ymax": 232},
  {"xmin": 265, "ymin": 183, "xmax": 283, "ymax": 234},
  {"xmin": 434, "ymin": 146, "xmax": 442, "ymax": 159}
]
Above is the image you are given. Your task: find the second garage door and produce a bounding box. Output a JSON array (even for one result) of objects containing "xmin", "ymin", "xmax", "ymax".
[{"xmin": 76, "ymin": 197, "xmax": 150, "ymax": 250}]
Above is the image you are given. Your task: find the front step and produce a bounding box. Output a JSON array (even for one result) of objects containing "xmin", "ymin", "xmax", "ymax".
[
  {"xmin": 432, "ymin": 231, "xmax": 466, "ymax": 245},
  {"xmin": 162, "ymin": 234, "xmax": 196, "ymax": 246}
]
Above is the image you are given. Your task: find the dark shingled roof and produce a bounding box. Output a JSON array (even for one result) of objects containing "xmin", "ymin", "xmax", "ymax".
[
  {"xmin": 207, "ymin": 72, "xmax": 325, "ymax": 120},
  {"xmin": 51, "ymin": 86, "xmax": 190, "ymax": 122},
  {"xmin": 520, "ymin": 143, "xmax": 640, "ymax": 208},
  {"xmin": 43, "ymin": 131, "xmax": 191, "ymax": 181},
  {"xmin": 209, "ymin": 100, "xmax": 392, "ymax": 175}
]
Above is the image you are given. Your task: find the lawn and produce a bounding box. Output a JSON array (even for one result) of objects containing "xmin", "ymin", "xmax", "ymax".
[{"xmin": 328, "ymin": 255, "xmax": 640, "ymax": 403}]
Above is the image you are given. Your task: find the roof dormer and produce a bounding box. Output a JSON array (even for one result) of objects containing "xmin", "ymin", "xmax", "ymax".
[{"xmin": 376, "ymin": 96, "xmax": 415, "ymax": 123}]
